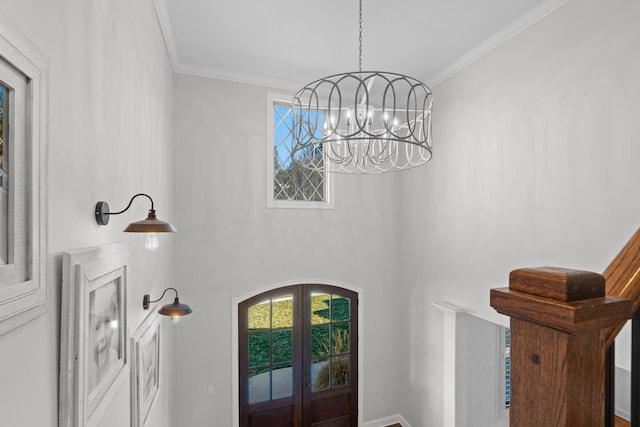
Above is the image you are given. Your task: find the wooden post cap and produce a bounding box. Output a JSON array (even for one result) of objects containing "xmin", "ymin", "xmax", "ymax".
[{"xmin": 509, "ymin": 267, "xmax": 605, "ymax": 302}]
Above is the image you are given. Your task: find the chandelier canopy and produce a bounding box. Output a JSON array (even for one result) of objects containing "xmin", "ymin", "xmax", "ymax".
[{"xmin": 291, "ymin": 1, "xmax": 433, "ymax": 174}]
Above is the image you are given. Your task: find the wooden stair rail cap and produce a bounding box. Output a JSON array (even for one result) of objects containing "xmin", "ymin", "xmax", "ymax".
[
  {"xmin": 491, "ymin": 267, "xmax": 632, "ymax": 334},
  {"xmin": 510, "ymin": 267, "xmax": 605, "ymax": 301}
]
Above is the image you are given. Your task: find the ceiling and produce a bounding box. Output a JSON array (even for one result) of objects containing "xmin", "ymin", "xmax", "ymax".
[{"xmin": 153, "ymin": 0, "xmax": 567, "ymax": 91}]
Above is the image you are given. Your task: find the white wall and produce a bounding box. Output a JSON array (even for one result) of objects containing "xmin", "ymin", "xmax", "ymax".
[
  {"xmin": 3, "ymin": 1, "xmax": 637, "ymax": 426},
  {"xmin": 399, "ymin": 0, "xmax": 640, "ymax": 425},
  {"xmin": 172, "ymin": 74, "xmax": 406, "ymax": 426},
  {"xmin": 0, "ymin": 0, "xmax": 176, "ymax": 426}
]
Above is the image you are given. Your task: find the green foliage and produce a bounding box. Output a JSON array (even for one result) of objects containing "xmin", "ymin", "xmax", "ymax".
[
  {"xmin": 312, "ymin": 297, "xmax": 350, "ymax": 322},
  {"xmin": 247, "ymin": 295, "xmax": 351, "ymax": 374},
  {"xmin": 248, "ymin": 298, "xmax": 293, "ymax": 330},
  {"xmin": 272, "ymin": 329, "xmax": 292, "ymax": 363},
  {"xmin": 248, "ymin": 332, "xmax": 270, "ymax": 367}
]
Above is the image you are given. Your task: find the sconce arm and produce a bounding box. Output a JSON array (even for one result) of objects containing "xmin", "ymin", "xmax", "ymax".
[
  {"xmin": 106, "ymin": 193, "xmax": 154, "ymax": 215},
  {"xmin": 95, "ymin": 193, "xmax": 155, "ymax": 225}
]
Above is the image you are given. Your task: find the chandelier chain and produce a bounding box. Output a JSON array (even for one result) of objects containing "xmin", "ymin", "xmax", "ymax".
[{"xmin": 358, "ymin": 0, "xmax": 363, "ymax": 72}]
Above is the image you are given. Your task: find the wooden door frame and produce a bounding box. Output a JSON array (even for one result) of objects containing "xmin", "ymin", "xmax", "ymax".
[{"xmin": 232, "ymin": 279, "xmax": 364, "ymax": 427}]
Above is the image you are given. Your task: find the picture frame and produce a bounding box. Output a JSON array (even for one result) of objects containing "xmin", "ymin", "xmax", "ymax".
[
  {"xmin": 59, "ymin": 243, "xmax": 129, "ymax": 427},
  {"xmin": 131, "ymin": 312, "xmax": 161, "ymax": 427}
]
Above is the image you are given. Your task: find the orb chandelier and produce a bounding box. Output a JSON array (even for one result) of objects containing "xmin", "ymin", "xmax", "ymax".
[{"xmin": 291, "ymin": 0, "xmax": 433, "ymax": 174}]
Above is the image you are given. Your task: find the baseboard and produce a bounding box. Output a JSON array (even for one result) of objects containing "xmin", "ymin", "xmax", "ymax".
[{"xmin": 363, "ymin": 414, "xmax": 412, "ymax": 427}]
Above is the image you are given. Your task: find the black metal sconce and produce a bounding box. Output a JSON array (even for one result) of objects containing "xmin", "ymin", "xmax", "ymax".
[
  {"xmin": 143, "ymin": 287, "xmax": 192, "ymax": 322},
  {"xmin": 95, "ymin": 193, "xmax": 176, "ymax": 250}
]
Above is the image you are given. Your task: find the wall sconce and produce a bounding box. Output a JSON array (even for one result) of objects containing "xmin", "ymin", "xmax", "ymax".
[
  {"xmin": 95, "ymin": 193, "xmax": 176, "ymax": 251},
  {"xmin": 143, "ymin": 287, "xmax": 192, "ymax": 323}
]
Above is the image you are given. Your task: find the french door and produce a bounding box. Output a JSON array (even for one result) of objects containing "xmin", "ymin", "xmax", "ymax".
[{"xmin": 239, "ymin": 285, "xmax": 358, "ymax": 427}]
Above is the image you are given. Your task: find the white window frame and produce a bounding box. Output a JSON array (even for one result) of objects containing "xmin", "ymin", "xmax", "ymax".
[
  {"xmin": 0, "ymin": 17, "xmax": 48, "ymax": 336},
  {"xmin": 266, "ymin": 92, "xmax": 334, "ymax": 209}
]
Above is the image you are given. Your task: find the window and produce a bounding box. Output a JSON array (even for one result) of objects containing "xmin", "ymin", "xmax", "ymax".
[
  {"xmin": 266, "ymin": 93, "xmax": 334, "ymax": 209},
  {"xmin": 495, "ymin": 325, "xmax": 510, "ymax": 425},
  {"xmin": 0, "ymin": 84, "xmax": 7, "ymax": 263},
  {"xmin": 504, "ymin": 328, "xmax": 511, "ymax": 409},
  {"xmin": 0, "ymin": 20, "xmax": 48, "ymax": 336}
]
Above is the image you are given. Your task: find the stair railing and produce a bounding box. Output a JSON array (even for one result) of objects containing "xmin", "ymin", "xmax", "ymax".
[{"xmin": 489, "ymin": 227, "xmax": 640, "ymax": 426}]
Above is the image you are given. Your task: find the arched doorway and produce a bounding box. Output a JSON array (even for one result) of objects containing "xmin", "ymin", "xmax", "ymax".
[{"xmin": 238, "ymin": 284, "xmax": 358, "ymax": 426}]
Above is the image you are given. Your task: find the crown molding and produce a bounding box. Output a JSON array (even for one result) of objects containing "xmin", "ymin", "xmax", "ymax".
[
  {"xmin": 427, "ymin": 0, "xmax": 572, "ymax": 87},
  {"xmin": 155, "ymin": 0, "xmax": 572, "ymax": 91}
]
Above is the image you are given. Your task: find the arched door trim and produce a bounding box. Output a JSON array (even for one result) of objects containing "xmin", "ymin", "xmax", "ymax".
[{"xmin": 232, "ymin": 279, "xmax": 364, "ymax": 427}]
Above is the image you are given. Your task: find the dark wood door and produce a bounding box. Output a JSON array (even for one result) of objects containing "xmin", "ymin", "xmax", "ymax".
[{"xmin": 239, "ymin": 285, "xmax": 358, "ymax": 427}]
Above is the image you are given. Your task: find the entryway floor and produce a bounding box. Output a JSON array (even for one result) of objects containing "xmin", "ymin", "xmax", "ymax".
[
  {"xmin": 616, "ymin": 416, "xmax": 629, "ymax": 427},
  {"xmin": 386, "ymin": 418, "xmax": 628, "ymax": 427}
]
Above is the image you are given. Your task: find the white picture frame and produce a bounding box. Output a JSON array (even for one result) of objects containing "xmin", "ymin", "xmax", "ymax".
[
  {"xmin": 59, "ymin": 243, "xmax": 129, "ymax": 427},
  {"xmin": 131, "ymin": 312, "xmax": 161, "ymax": 427},
  {"xmin": 0, "ymin": 15, "xmax": 49, "ymax": 336}
]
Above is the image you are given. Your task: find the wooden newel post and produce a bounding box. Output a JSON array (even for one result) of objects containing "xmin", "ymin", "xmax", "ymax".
[{"xmin": 490, "ymin": 267, "xmax": 633, "ymax": 427}]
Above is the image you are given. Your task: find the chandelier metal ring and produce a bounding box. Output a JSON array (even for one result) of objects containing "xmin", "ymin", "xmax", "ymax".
[
  {"xmin": 292, "ymin": 71, "xmax": 433, "ymax": 173},
  {"xmin": 291, "ymin": 0, "xmax": 433, "ymax": 174}
]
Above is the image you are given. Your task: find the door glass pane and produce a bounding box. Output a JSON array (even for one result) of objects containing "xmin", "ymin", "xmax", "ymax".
[
  {"xmin": 272, "ymin": 295, "xmax": 293, "ymax": 328},
  {"xmin": 310, "ymin": 292, "xmax": 353, "ymax": 394},
  {"xmin": 311, "ymin": 293, "xmax": 331, "ymax": 324},
  {"xmin": 311, "ymin": 358, "xmax": 330, "ymax": 391},
  {"xmin": 248, "ymin": 367, "xmax": 270, "ymax": 404},
  {"xmin": 272, "ymin": 364, "xmax": 293, "ymax": 399},
  {"xmin": 331, "ymin": 356, "xmax": 350, "ymax": 387},
  {"xmin": 248, "ymin": 300, "xmax": 270, "ymax": 330},
  {"xmin": 249, "ymin": 332, "xmax": 270, "ymax": 367},
  {"xmin": 331, "ymin": 296, "xmax": 350, "ymax": 321},
  {"xmin": 246, "ymin": 293, "xmax": 296, "ymax": 404},
  {"xmin": 272, "ymin": 329, "xmax": 292, "ymax": 363},
  {"xmin": 311, "ymin": 325, "xmax": 330, "ymax": 358},
  {"xmin": 332, "ymin": 323, "xmax": 350, "ymax": 354}
]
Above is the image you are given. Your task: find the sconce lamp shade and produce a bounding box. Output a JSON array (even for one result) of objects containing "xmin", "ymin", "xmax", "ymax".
[
  {"xmin": 122, "ymin": 209, "xmax": 177, "ymax": 233},
  {"xmin": 143, "ymin": 288, "xmax": 192, "ymax": 318},
  {"xmin": 157, "ymin": 297, "xmax": 193, "ymax": 317}
]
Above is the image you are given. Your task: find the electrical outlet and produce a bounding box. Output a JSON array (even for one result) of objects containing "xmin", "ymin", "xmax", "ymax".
[{"xmin": 207, "ymin": 386, "xmax": 215, "ymax": 396}]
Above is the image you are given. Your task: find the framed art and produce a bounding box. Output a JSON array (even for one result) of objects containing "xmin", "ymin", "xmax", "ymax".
[
  {"xmin": 131, "ymin": 312, "xmax": 161, "ymax": 427},
  {"xmin": 0, "ymin": 15, "xmax": 48, "ymax": 336},
  {"xmin": 59, "ymin": 243, "xmax": 129, "ymax": 427}
]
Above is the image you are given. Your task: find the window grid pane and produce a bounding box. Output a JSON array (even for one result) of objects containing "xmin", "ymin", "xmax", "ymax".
[{"xmin": 273, "ymin": 102, "xmax": 325, "ymax": 203}]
